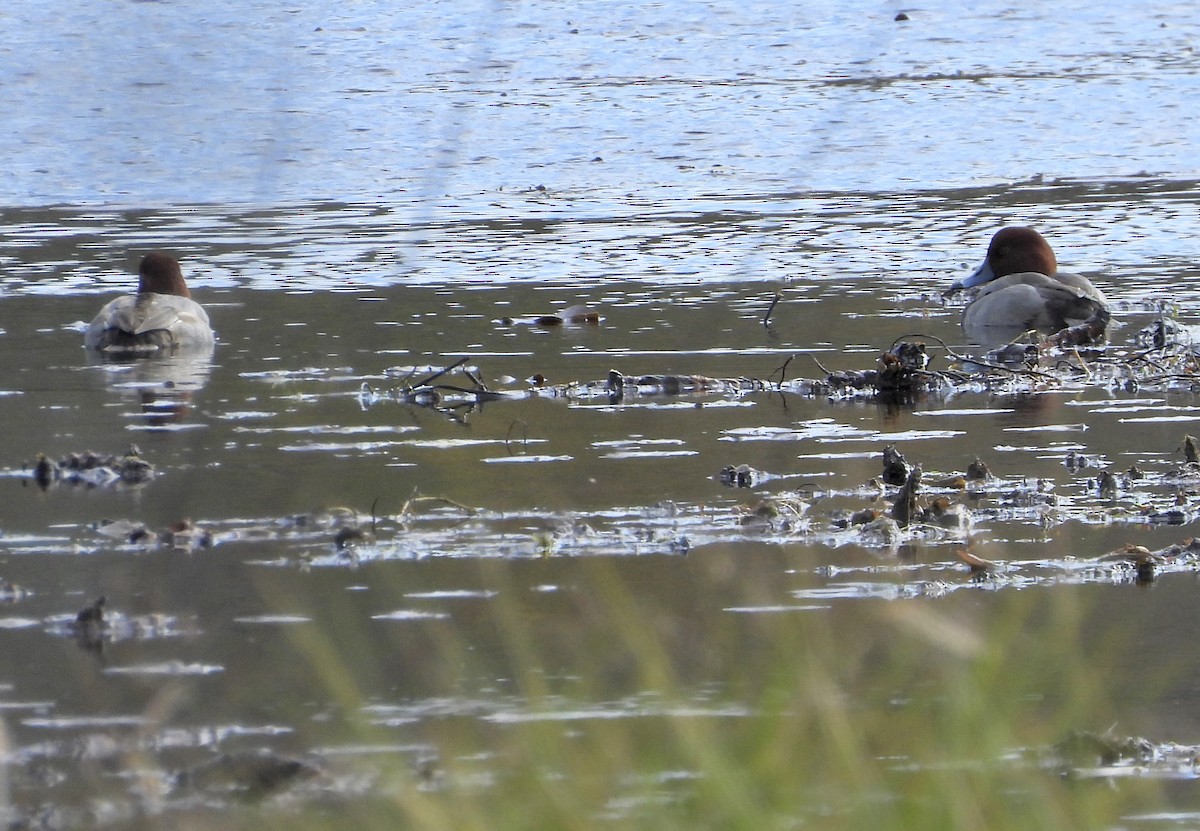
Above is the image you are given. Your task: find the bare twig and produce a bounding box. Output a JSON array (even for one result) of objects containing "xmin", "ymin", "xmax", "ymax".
[
  {"xmin": 769, "ymin": 354, "xmax": 797, "ymax": 387},
  {"xmin": 763, "ymin": 291, "xmax": 781, "ymax": 328},
  {"xmin": 409, "ymin": 357, "xmax": 471, "ymax": 390},
  {"xmin": 505, "ymin": 420, "xmax": 529, "ymax": 453}
]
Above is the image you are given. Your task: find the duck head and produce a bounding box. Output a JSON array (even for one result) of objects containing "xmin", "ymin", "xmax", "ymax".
[
  {"xmin": 951, "ymin": 227, "xmax": 1057, "ymax": 292},
  {"xmin": 137, "ymin": 252, "xmax": 190, "ymax": 297}
]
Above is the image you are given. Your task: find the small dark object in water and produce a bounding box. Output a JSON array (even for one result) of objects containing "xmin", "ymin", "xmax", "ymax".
[
  {"xmin": 955, "ymin": 547, "xmax": 995, "ymax": 574},
  {"xmin": 73, "ymin": 596, "xmax": 108, "ymax": 651},
  {"xmin": 762, "ymin": 291, "xmax": 781, "ymax": 328},
  {"xmin": 115, "ymin": 446, "xmax": 155, "ymax": 484},
  {"xmin": 881, "ymin": 445, "xmax": 909, "ymax": 486},
  {"xmin": 736, "ymin": 495, "xmax": 806, "ymax": 528},
  {"xmin": 1096, "ymin": 470, "xmax": 1118, "ymax": 498},
  {"xmin": 1049, "ymin": 307, "xmax": 1111, "ymax": 347},
  {"xmin": 533, "ymin": 305, "xmax": 600, "ymax": 327},
  {"xmin": 334, "ymin": 525, "xmax": 367, "ymax": 550},
  {"xmin": 648, "ymin": 374, "xmax": 683, "ymax": 395},
  {"xmin": 719, "ymin": 464, "xmax": 760, "ymax": 488},
  {"xmin": 1136, "ymin": 317, "xmax": 1185, "ymax": 350},
  {"xmin": 1063, "ymin": 450, "xmax": 1092, "ymax": 471},
  {"xmin": 399, "ymin": 387, "xmax": 441, "ymax": 407},
  {"xmin": 738, "ymin": 499, "xmax": 780, "ymax": 525},
  {"xmin": 177, "ymin": 750, "xmax": 320, "ymax": 799},
  {"xmin": 129, "ymin": 526, "xmax": 157, "ymax": 545},
  {"xmin": 1182, "ymin": 434, "xmax": 1200, "ymax": 464},
  {"xmin": 605, "ymin": 369, "xmax": 625, "ymax": 403},
  {"xmin": 1126, "ymin": 463, "xmax": 1145, "ymax": 481},
  {"xmin": 891, "ymin": 341, "xmax": 929, "ymax": 370},
  {"xmin": 891, "ymin": 464, "xmax": 922, "ymax": 527},
  {"xmin": 1053, "ymin": 730, "xmax": 1155, "ymax": 768},
  {"xmin": 966, "ymin": 458, "xmax": 992, "ymax": 481},
  {"xmin": 1111, "ymin": 544, "xmax": 1160, "ymax": 583},
  {"xmin": 1143, "ymin": 507, "xmax": 1189, "ymax": 525},
  {"xmin": 895, "ymin": 11, "xmax": 909, "ymax": 21},
  {"xmin": 1136, "ymin": 558, "xmax": 1157, "ymax": 583},
  {"xmin": 33, "ymin": 453, "xmax": 54, "ymax": 490},
  {"xmin": 29, "ymin": 445, "xmax": 155, "ymax": 489},
  {"xmin": 824, "ymin": 368, "xmax": 878, "ymax": 390},
  {"xmin": 165, "ymin": 519, "xmax": 214, "ymax": 550},
  {"xmin": 833, "ymin": 507, "xmax": 883, "ymax": 529},
  {"xmin": 926, "ymin": 474, "xmax": 966, "ymax": 490},
  {"xmin": 874, "ymin": 341, "xmax": 928, "ymax": 396},
  {"xmin": 984, "ymin": 342, "xmax": 1038, "ymax": 367},
  {"xmin": 75, "ymin": 596, "xmax": 106, "ymax": 627},
  {"xmin": 922, "ymin": 495, "xmax": 969, "ymax": 528}
]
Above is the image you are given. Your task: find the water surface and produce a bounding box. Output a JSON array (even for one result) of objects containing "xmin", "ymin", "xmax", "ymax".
[{"xmin": 3, "ymin": 1, "xmax": 1200, "ymax": 827}]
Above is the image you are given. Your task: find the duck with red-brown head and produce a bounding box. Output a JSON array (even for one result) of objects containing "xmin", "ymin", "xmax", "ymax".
[
  {"xmin": 85, "ymin": 253, "xmax": 214, "ymax": 353},
  {"xmin": 946, "ymin": 227, "xmax": 1109, "ymax": 345}
]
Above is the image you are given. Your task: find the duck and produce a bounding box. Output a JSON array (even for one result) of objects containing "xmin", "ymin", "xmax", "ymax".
[
  {"xmin": 85, "ymin": 252, "xmax": 214, "ymax": 353},
  {"xmin": 945, "ymin": 227, "xmax": 1109, "ymax": 345}
]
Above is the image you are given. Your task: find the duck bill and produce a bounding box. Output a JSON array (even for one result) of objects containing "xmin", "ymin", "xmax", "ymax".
[{"xmin": 950, "ymin": 258, "xmax": 995, "ymax": 292}]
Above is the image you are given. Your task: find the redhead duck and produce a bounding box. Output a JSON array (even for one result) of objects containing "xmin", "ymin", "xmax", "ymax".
[
  {"xmin": 946, "ymin": 227, "xmax": 1109, "ymax": 344},
  {"xmin": 85, "ymin": 253, "xmax": 214, "ymax": 353}
]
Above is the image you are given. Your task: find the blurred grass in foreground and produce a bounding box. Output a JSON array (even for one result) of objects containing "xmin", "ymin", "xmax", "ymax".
[{"xmin": 186, "ymin": 548, "xmax": 1181, "ymax": 831}]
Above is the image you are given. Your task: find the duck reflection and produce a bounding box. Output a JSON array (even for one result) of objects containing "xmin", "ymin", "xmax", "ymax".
[{"xmin": 89, "ymin": 347, "xmax": 214, "ymax": 427}]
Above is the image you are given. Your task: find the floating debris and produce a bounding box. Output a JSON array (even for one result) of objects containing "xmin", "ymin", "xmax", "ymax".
[
  {"xmin": 1136, "ymin": 315, "xmax": 1188, "ymax": 350},
  {"xmin": 497, "ymin": 304, "xmax": 601, "ymax": 328},
  {"xmin": 891, "ymin": 464, "xmax": 922, "ymax": 528},
  {"xmin": 922, "ymin": 496, "xmax": 972, "ymax": 532},
  {"xmin": 983, "ymin": 342, "xmax": 1039, "ymax": 367},
  {"xmin": 831, "ymin": 508, "xmax": 883, "ymax": 529},
  {"xmin": 1181, "ymin": 434, "xmax": 1200, "ymax": 464},
  {"xmin": 718, "ymin": 464, "xmax": 763, "ymax": 488},
  {"xmin": 334, "ymin": 525, "xmax": 369, "ymax": 550},
  {"xmin": 0, "ymin": 579, "xmax": 28, "ymax": 602},
  {"xmin": 47, "ymin": 598, "xmax": 184, "ymax": 650},
  {"xmin": 598, "ymin": 370, "xmax": 765, "ymax": 403},
  {"xmin": 881, "ymin": 445, "xmax": 910, "ymax": 487},
  {"xmin": 25, "ymin": 445, "xmax": 154, "ymax": 490},
  {"xmin": 966, "ymin": 458, "xmax": 992, "ymax": 481},
  {"xmin": 341, "ymin": 326, "xmax": 1200, "ymax": 425},
  {"xmin": 954, "ymin": 547, "xmax": 996, "ymax": 574},
  {"xmin": 1095, "ymin": 470, "xmax": 1119, "ymax": 498},
  {"xmin": 93, "ymin": 518, "xmax": 158, "ymax": 545},
  {"xmin": 164, "ymin": 518, "xmax": 214, "ymax": 551},
  {"xmin": 74, "ymin": 596, "xmax": 106, "ymax": 628},
  {"xmin": 175, "ymin": 749, "xmax": 321, "ymax": 800},
  {"xmin": 1064, "ymin": 450, "xmax": 1102, "ymax": 472},
  {"xmin": 1049, "ymin": 729, "xmax": 1157, "ymax": 771},
  {"xmin": 874, "ymin": 341, "xmax": 929, "ymax": 397},
  {"xmin": 1048, "ymin": 308, "xmax": 1111, "ymax": 347},
  {"xmin": 1101, "ymin": 543, "xmax": 1163, "ymax": 583},
  {"xmin": 736, "ymin": 494, "xmax": 809, "ymax": 529},
  {"xmin": 71, "ymin": 596, "xmax": 108, "ymax": 652},
  {"xmin": 91, "ymin": 517, "xmax": 212, "ymax": 550}
]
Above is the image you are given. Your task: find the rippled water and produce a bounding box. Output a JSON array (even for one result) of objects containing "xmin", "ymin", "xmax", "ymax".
[{"xmin": 4, "ymin": 0, "xmax": 1200, "ymax": 827}]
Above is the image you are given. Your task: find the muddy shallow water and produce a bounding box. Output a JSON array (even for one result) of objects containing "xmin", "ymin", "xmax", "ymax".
[
  {"xmin": 5, "ymin": 0, "xmax": 1200, "ymax": 828},
  {"xmin": 4, "ymin": 189, "xmax": 1200, "ymax": 827}
]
